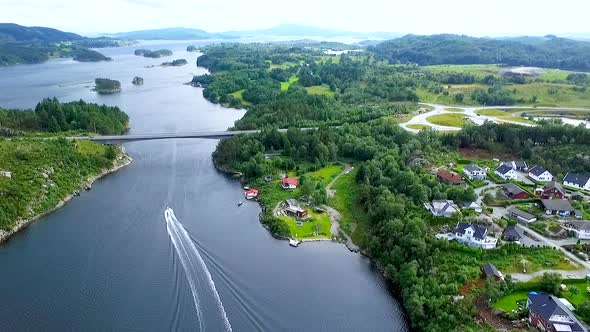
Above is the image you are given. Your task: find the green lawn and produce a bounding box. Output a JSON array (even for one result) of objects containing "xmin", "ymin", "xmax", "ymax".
[
  {"xmin": 563, "ymin": 280, "xmax": 590, "ymax": 306},
  {"xmin": 426, "ymin": 113, "xmax": 468, "ymax": 127},
  {"xmin": 407, "ymin": 124, "xmax": 431, "ymax": 130},
  {"xmin": 538, "ymin": 69, "xmax": 571, "ymax": 82},
  {"xmin": 280, "ymin": 76, "xmax": 299, "ymax": 91},
  {"xmin": 307, "ymin": 164, "xmax": 344, "ymax": 186},
  {"xmin": 476, "ymin": 109, "xmax": 513, "ymax": 116},
  {"xmin": 493, "ymin": 291, "xmax": 530, "ymax": 311},
  {"xmin": 280, "ymin": 210, "xmax": 332, "ymax": 240},
  {"xmin": 229, "ymin": 89, "xmax": 251, "ymax": 106},
  {"xmin": 444, "ymin": 108, "xmax": 465, "ymax": 113},
  {"xmin": 328, "ymin": 168, "xmax": 369, "ymax": 246},
  {"xmin": 497, "ymin": 116, "xmax": 536, "ymax": 125},
  {"xmin": 305, "ymin": 85, "xmax": 335, "ymax": 97}
]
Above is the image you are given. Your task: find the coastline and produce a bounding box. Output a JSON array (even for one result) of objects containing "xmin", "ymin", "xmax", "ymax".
[{"xmin": 0, "ymin": 150, "xmax": 133, "ymax": 245}]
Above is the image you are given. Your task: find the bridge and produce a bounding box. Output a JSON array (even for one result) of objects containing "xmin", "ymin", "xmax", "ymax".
[{"xmin": 69, "ymin": 128, "xmax": 299, "ymax": 144}]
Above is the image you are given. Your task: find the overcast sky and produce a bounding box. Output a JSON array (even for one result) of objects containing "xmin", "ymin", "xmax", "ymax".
[{"xmin": 1, "ymin": 0, "xmax": 589, "ymax": 36}]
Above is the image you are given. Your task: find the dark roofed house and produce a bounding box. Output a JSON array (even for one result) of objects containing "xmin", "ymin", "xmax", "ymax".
[
  {"xmin": 454, "ymin": 222, "xmax": 497, "ymax": 249},
  {"xmin": 538, "ymin": 181, "xmax": 566, "ymax": 199},
  {"xmin": 508, "ymin": 207, "xmax": 538, "ymax": 223},
  {"xmin": 563, "ymin": 172, "xmax": 590, "ymax": 191},
  {"xmin": 437, "ymin": 170, "xmax": 463, "ymax": 185},
  {"xmin": 502, "ymin": 183, "xmax": 530, "ymax": 200},
  {"xmin": 503, "ymin": 225, "xmax": 522, "ymax": 242},
  {"xmin": 495, "ymin": 164, "xmax": 518, "ymax": 180},
  {"xmin": 541, "ymin": 199, "xmax": 575, "ymax": 217},
  {"xmin": 481, "ymin": 263, "xmax": 504, "ymax": 281},
  {"xmin": 528, "ymin": 165, "xmax": 554, "ymax": 182},
  {"xmin": 565, "ymin": 221, "xmax": 590, "ymax": 240},
  {"xmin": 527, "ymin": 292, "xmax": 587, "ymax": 332}
]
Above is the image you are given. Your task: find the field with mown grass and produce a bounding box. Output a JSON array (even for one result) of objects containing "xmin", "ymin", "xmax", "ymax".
[
  {"xmin": 305, "ymin": 85, "xmax": 335, "ymax": 97},
  {"xmin": 306, "ymin": 163, "xmax": 343, "ymax": 186},
  {"xmin": 407, "ymin": 124, "xmax": 431, "ymax": 130},
  {"xmin": 427, "ymin": 113, "xmax": 468, "ymax": 127},
  {"xmin": 280, "ymin": 76, "xmax": 299, "ymax": 91}
]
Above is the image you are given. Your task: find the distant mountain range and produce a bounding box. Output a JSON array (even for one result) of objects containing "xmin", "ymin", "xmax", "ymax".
[
  {"xmin": 103, "ymin": 24, "xmax": 402, "ymax": 40},
  {"xmin": 0, "ymin": 23, "xmax": 83, "ymax": 43}
]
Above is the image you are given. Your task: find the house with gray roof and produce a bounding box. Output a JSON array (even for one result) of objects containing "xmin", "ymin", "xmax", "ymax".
[
  {"xmin": 424, "ymin": 200, "xmax": 460, "ymax": 218},
  {"xmin": 481, "ymin": 263, "xmax": 504, "ymax": 280},
  {"xmin": 503, "ymin": 225, "xmax": 523, "ymax": 242},
  {"xmin": 508, "ymin": 207, "xmax": 537, "ymax": 223},
  {"xmin": 540, "ymin": 199, "xmax": 575, "ymax": 217},
  {"xmin": 564, "ymin": 221, "xmax": 590, "ymax": 239},
  {"xmin": 527, "ymin": 292, "xmax": 587, "ymax": 332},
  {"xmin": 462, "ymin": 164, "xmax": 486, "ymax": 181},
  {"xmin": 563, "ymin": 172, "xmax": 590, "ymax": 191}
]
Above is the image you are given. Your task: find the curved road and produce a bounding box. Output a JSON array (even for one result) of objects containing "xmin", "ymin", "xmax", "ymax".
[{"xmin": 401, "ymin": 103, "xmax": 590, "ymax": 133}]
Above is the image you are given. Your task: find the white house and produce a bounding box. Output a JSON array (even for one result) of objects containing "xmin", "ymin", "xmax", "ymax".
[
  {"xmin": 453, "ymin": 222, "xmax": 497, "ymax": 249},
  {"xmin": 495, "ymin": 164, "xmax": 518, "ymax": 180},
  {"xmin": 563, "ymin": 173, "xmax": 590, "ymax": 191},
  {"xmin": 506, "ymin": 160, "xmax": 528, "ymax": 172},
  {"xmin": 528, "ymin": 165, "xmax": 553, "ymax": 182},
  {"xmin": 565, "ymin": 221, "xmax": 590, "ymax": 240},
  {"xmin": 461, "ymin": 201, "xmax": 483, "ymax": 213},
  {"xmin": 424, "ymin": 200, "xmax": 460, "ymax": 218},
  {"xmin": 462, "ymin": 164, "xmax": 486, "ymax": 181}
]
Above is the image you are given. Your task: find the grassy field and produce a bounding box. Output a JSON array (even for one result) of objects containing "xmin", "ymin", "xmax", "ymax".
[
  {"xmin": 426, "ymin": 113, "xmax": 468, "ymax": 127},
  {"xmin": 417, "ymin": 84, "xmax": 483, "ymax": 105},
  {"xmin": 538, "ymin": 69, "xmax": 571, "ymax": 82},
  {"xmin": 229, "ymin": 89, "xmax": 252, "ymax": 106},
  {"xmin": 328, "ymin": 168, "xmax": 369, "ymax": 246},
  {"xmin": 493, "ymin": 291, "xmax": 530, "ymax": 311},
  {"xmin": 305, "ymin": 85, "xmax": 335, "ymax": 97},
  {"xmin": 444, "ymin": 108, "xmax": 465, "ymax": 112},
  {"xmin": 497, "ymin": 116, "xmax": 536, "ymax": 125},
  {"xmin": 423, "ymin": 64, "xmax": 500, "ymax": 79},
  {"xmin": 280, "ymin": 76, "xmax": 299, "ymax": 91},
  {"xmin": 511, "ymin": 83, "xmax": 590, "ymax": 108},
  {"xmin": 307, "ymin": 164, "xmax": 344, "ymax": 186},
  {"xmin": 280, "ymin": 209, "xmax": 332, "ymax": 240},
  {"xmin": 476, "ymin": 109, "xmax": 513, "ymax": 116},
  {"xmin": 407, "ymin": 124, "xmax": 431, "ymax": 130},
  {"xmin": 268, "ymin": 61, "xmax": 301, "ymax": 70}
]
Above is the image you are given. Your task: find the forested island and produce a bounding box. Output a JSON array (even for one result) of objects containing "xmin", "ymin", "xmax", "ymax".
[
  {"xmin": 132, "ymin": 76, "xmax": 144, "ymax": 85},
  {"xmin": 186, "ymin": 45, "xmax": 197, "ymax": 52},
  {"xmin": 134, "ymin": 49, "xmax": 173, "ymax": 58},
  {"xmin": 94, "ymin": 78, "xmax": 122, "ymax": 94},
  {"xmin": 196, "ymin": 43, "xmax": 590, "ymax": 331},
  {"xmin": 0, "ymin": 99, "xmax": 131, "ymax": 239},
  {"xmin": 161, "ymin": 59, "xmax": 187, "ymax": 66},
  {"xmin": 0, "ymin": 24, "xmax": 118, "ymax": 66}
]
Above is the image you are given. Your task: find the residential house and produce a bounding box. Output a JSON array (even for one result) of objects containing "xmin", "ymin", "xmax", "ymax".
[
  {"xmin": 481, "ymin": 263, "xmax": 504, "ymax": 281},
  {"xmin": 563, "ymin": 173, "xmax": 590, "ymax": 191},
  {"xmin": 244, "ymin": 189, "xmax": 259, "ymax": 200},
  {"xmin": 506, "ymin": 160, "xmax": 528, "ymax": 172},
  {"xmin": 502, "ymin": 183, "xmax": 530, "ymax": 200},
  {"xmin": 463, "ymin": 164, "xmax": 486, "ymax": 181},
  {"xmin": 281, "ymin": 177, "xmax": 299, "ymax": 190},
  {"xmin": 536, "ymin": 181, "xmax": 566, "ymax": 199},
  {"xmin": 424, "ymin": 200, "xmax": 460, "ymax": 218},
  {"xmin": 461, "ymin": 201, "xmax": 483, "ymax": 213},
  {"xmin": 503, "ymin": 225, "xmax": 522, "ymax": 242},
  {"xmin": 495, "ymin": 164, "xmax": 518, "ymax": 180},
  {"xmin": 527, "ymin": 292, "xmax": 587, "ymax": 332},
  {"xmin": 528, "ymin": 166, "xmax": 554, "ymax": 182},
  {"xmin": 436, "ymin": 170, "xmax": 463, "ymax": 185},
  {"xmin": 284, "ymin": 199, "xmax": 308, "ymax": 218},
  {"xmin": 540, "ymin": 199, "xmax": 575, "ymax": 217},
  {"xmin": 564, "ymin": 221, "xmax": 590, "ymax": 240},
  {"xmin": 454, "ymin": 222, "xmax": 497, "ymax": 249},
  {"xmin": 508, "ymin": 207, "xmax": 538, "ymax": 223}
]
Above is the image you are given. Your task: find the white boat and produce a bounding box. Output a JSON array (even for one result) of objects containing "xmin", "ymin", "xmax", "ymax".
[{"xmin": 289, "ymin": 239, "xmax": 300, "ymax": 247}]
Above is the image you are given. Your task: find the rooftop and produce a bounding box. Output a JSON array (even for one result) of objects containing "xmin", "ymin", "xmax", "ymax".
[{"xmin": 541, "ymin": 199, "xmax": 575, "ymax": 212}]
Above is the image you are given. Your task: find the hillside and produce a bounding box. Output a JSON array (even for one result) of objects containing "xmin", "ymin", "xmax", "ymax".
[
  {"xmin": 0, "ymin": 23, "xmax": 82, "ymax": 43},
  {"xmin": 370, "ymin": 34, "xmax": 590, "ymax": 71},
  {"xmin": 106, "ymin": 27, "xmax": 218, "ymax": 40}
]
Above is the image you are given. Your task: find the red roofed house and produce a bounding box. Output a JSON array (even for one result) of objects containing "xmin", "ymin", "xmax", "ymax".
[
  {"xmin": 437, "ymin": 170, "xmax": 463, "ymax": 185},
  {"xmin": 245, "ymin": 189, "xmax": 259, "ymax": 200},
  {"xmin": 281, "ymin": 177, "xmax": 299, "ymax": 190}
]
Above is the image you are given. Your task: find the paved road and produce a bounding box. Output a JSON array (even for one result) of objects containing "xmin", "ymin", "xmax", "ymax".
[
  {"xmin": 515, "ymin": 223, "xmax": 590, "ymax": 271},
  {"xmin": 401, "ymin": 103, "xmax": 590, "ymax": 133}
]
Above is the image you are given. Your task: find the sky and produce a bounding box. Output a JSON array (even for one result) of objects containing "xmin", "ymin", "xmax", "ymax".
[{"xmin": 1, "ymin": 0, "xmax": 589, "ymax": 37}]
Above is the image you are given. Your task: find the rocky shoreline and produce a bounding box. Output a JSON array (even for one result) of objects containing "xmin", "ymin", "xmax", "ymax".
[{"xmin": 0, "ymin": 151, "xmax": 133, "ymax": 244}]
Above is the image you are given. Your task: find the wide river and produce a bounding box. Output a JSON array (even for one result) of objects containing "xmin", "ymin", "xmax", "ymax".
[{"xmin": 0, "ymin": 41, "xmax": 407, "ymax": 331}]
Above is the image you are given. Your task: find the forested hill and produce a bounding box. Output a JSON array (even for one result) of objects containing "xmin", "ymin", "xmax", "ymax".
[
  {"xmin": 0, "ymin": 23, "xmax": 83, "ymax": 43},
  {"xmin": 370, "ymin": 34, "xmax": 590, "ymax": 71}
]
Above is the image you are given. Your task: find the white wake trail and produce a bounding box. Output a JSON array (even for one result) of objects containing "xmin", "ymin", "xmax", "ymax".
[{"xmin": 165, "ymin": 208, "xmax": 232, "ymax": 332}]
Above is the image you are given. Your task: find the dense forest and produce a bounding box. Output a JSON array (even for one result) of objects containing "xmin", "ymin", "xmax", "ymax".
[
  {"xmin": 0, "ymin": 98, "xmax": 129, "ymax": 135},
  {"xmin": 370, "ymin": 34, "xmax": 590, "ymax": 71}
]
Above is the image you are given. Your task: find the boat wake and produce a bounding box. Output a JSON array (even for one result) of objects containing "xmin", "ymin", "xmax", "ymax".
[{"xmin": 165, "ymin": 207, "xmax": 232, "ymax": 331}]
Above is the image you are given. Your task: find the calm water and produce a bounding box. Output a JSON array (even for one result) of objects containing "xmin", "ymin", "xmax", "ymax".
[{"xmin": 0, "ymin": 42, "xmax": 407, "ymax": 331}]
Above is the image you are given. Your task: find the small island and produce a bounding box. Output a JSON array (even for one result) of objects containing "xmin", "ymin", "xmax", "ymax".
[
  {"xmin": 94, "ymin": 78, "xmax": 121, "ymax": 94},
  {"xmin": 186, "ymin": 45, "xmax": 198, "ymax": 52},
  {"xmin": 72, "ymin": 48, "xmax": 112, "ymax": 62},
  {"xmin": 132, "ymin": 77, "xmax": 144, "ymax": 85},
  {"xmin": 161, "ymin": 59, "xmax": 188, "ymax": 67},
  {"xmin": 134, "ymin": 49, "xmax": 173, "ymax": 58}
]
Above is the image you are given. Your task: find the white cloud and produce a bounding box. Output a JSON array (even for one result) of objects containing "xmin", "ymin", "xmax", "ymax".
[{"xmin": 0, "ymin": 0, "xmax": 588, "ymax": 36}]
